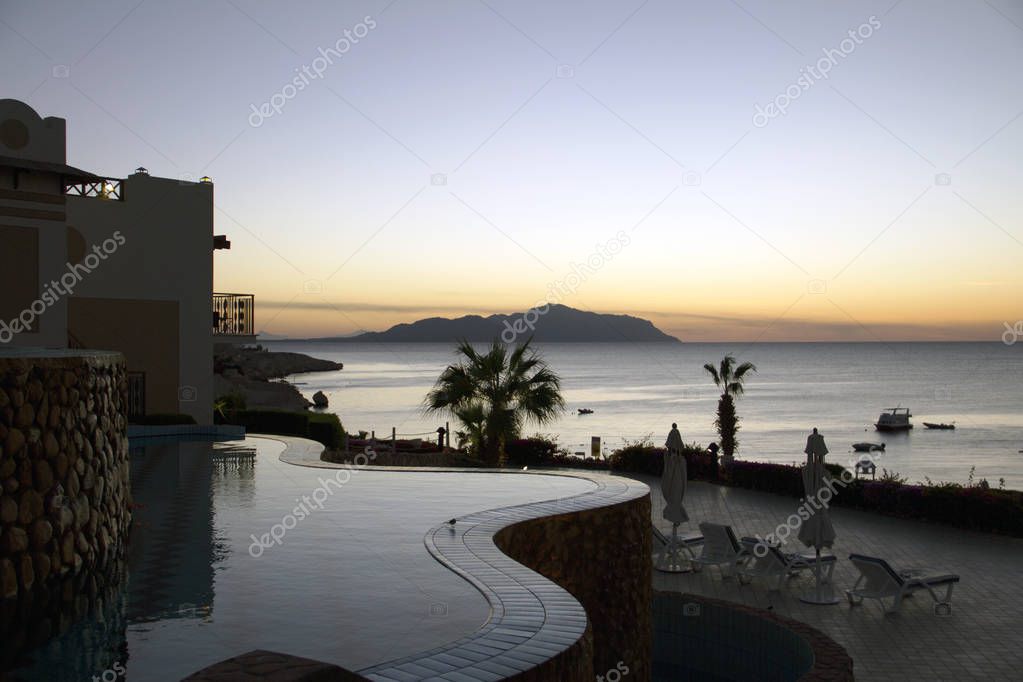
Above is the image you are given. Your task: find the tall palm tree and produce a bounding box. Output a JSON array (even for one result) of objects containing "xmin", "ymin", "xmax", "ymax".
[
  {"xmin": 703, "ymin": 354, "xmax": 757, "ymax": 459},
  {"xmin": 425, "ymin": 339, "xmax": 565, "ymax": 465}
]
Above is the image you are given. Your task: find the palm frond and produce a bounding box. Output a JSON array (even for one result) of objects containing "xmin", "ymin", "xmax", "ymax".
[{"xmin": 703, "ymin": 363, "xmax": 721, "ymax": 386}]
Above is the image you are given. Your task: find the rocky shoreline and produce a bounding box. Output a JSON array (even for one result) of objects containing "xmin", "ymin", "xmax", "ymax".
[{"xmin": 214, "ymin": 347, "xmax": 341, "ymax": 411}]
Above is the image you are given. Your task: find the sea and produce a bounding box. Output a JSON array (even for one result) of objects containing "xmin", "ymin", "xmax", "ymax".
[{"xmin": 265, "ymin": 341, "xmax": 1023, "ymax": 490}]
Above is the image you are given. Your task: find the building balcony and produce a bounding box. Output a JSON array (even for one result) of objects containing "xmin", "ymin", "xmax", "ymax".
[{"xmin": 213, "ymin": 293, "xmax": 255, "ymax": 343}]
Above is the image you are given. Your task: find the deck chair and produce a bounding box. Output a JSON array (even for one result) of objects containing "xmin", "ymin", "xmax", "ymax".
[
  {"xmin": 691, "ymin": 523, "xmax": 747, "ymax": 577},
  {"xmin": 652, "ymin": 525, "xmax": 705, "ymax": 565},
  {"xmin": 846, "ymin": 553, "xmax": 959, "ymax": 615},
  {"xmin": 737, "ymin": 537, "xmax": 837, "ymax": 591}
]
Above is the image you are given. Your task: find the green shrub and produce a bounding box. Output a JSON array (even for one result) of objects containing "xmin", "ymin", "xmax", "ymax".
[
  {"xmin": 222, "ymin": 409, "xmax": 310, "ymax": 436},
  {"xmin": 505, "ymin": 436, "xmax": 563, "ymax": 467},
  {"xmin": 130, "ymin": 413, "xmax": 197, "ymax": 425},
  {"xmin": 307, "ymin": 412, "xmax": 345, "ymax": 448},
  {"xmin": 219, "ymin": 409, "xmax": 346, "ymax": 449},
  {"xmin": 608, "ymin": 442, "xmax": 707, "ymax": 477}
]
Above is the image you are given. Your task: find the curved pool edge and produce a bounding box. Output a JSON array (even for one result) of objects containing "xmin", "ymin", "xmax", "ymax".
[{"xmin": 266, "ymin": 435, "xmax": 651, "ymax": 681}]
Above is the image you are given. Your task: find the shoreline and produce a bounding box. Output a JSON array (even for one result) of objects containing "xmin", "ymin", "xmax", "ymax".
[{"xmin": 214, "ymin": 346, "xmax": 342, "ymax": 411}]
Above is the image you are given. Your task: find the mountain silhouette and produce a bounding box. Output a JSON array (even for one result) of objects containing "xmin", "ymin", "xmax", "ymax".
[{"xmin": 307, "ymin": 305, "xmax": 680, "ymax": 343}]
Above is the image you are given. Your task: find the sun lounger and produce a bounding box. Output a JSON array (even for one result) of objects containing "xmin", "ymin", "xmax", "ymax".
[
  {"xmin": 652, "ymin": 524, "xmax": 705, "ymax": 560},
  {"xmin": 846, "ymin": 553, "xmax": 959, "ymax": 615},
  {"xmin": 737, "ymin": 537, "xmax": 837, "ymax": 591},
  {"xmin": 691, "ymin": 523, "xmax": 747, "ymax": 577}
]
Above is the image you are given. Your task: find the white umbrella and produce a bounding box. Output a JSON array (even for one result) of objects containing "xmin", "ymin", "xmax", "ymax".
[
  {"xmin": 657, "ymin": 428, "xmax": 690, "ymax": 572},
  {"xmin": 662, "ymin": 450, "xmax": 689, "ymax": 526},
  {"xmin": 798, "ymin": 429, "xmax": 838, "ymax": 605}
]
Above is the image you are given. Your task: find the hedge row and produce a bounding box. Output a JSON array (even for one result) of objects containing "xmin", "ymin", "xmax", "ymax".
[
  {"xmin": 219, "ymin": 409, "xmax": 345, "ymax": 449},
  {"xmin": 509, "ymin": 439, "xmax": 1023, "ymax": 537}
]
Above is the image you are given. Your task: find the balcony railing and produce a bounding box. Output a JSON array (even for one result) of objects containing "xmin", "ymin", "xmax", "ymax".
[
  {"xmin": 213, "ymin": 293, "xmax": 254, "ymax": 337},
  {"xmin": 64, "ymin": 178, "xmax": 124, "ymax": 200}
]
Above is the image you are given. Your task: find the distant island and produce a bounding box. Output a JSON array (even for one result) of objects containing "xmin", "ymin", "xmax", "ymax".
[{"xmin": 294, "ymin": 304, "xmax": 680, "ymax": 343}]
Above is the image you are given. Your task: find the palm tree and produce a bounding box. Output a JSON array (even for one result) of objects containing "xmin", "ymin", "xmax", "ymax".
[
  {"xmin": 703, "ymin": 354, "xmax": 757, "ymax": 459},
  {"xmin": 425, "ymin": 339, "xmax": 565, "ymax": 465}
]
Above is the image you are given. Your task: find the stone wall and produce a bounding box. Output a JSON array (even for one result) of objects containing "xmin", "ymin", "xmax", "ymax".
[
  {"xmin": 494, "ymin": 495, "xmax": 653, "ymax": 681},
  {"xmin": 0, "ymin": 351, "xmax": 131, "ymax": 601},
  {"xmin": 653, "ymin": 592, "xmax": 855, "ymax": 681}
]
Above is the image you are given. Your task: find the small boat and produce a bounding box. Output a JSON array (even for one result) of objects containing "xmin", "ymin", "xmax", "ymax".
[
  {"xmin": 923, "ymin": 422, "xmax": 955, "ymax": 430},
  {"xmin": 577, "ymin": 408, "xmax": 594, "ymax": 415},
  {"xmin": 875, "ymin": 407, "xmax": 913, "ymax": 432},
  {"xmin": 853, "ymin": 442, "xmax": 886, "ymax": 452}
]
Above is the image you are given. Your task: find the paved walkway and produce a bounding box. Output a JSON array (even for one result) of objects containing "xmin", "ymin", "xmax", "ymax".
[{"xmin": 631, "ymin": 474, "xmax": 1023, "ymax": 681}]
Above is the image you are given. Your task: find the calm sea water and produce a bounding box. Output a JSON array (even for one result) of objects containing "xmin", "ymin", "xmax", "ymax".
[{"xmin": 267, "ymin": 341, "xmax": 1023, "ymax": 489}]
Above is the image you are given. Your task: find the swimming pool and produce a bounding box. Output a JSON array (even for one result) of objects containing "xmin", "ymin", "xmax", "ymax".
[{"xmin": 2, "ymin": 436, "xmax": 595, "ymax": 680}]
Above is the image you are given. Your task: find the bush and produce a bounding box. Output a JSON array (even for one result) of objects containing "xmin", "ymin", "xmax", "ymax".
[
  {"xmin": 130, "ymin": 413, "xmax": 197, "ymax": 425},
  {"xmin": 222, "ymin": 409, "xmax": 309, "ymax": 436},
  {"xmin": 608, "ymin": 442, "xmax": 707, "ymax": 477},
  {"xmin": 220, "ymin": 409, "xmax": 347, "ymax": 449},
  {"xmin": 505, "ymin": 436, "xmax": 562, "ymax": 467},
  {"xmin": 307, "ymin": 412, "xmax": 345, "ymax": 449},
  {"xmin": 609, "ymin": 443, "xmax": 664, "ymax": 475}
]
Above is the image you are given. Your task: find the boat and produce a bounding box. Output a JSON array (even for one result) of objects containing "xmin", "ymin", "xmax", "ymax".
[
  {"xmin": 875, "ymin": 407, "xmax": 913, "ymax": 432},
  {"xmin": 577, "ymin": 408, "xmax": 594, "ymax": 415},
  {"xmin": 923, "ymin": 422, "xmax": 955, "ymax": 430},
  {"xmin": 853, "ymin": 442, "xmax": 886, "ymax": 452}
]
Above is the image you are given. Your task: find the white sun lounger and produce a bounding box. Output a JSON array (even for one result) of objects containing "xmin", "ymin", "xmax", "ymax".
[
  {"xmin": 846, "ymin": 553, "xmax": 959, "ymax": 615},
  {"xmin": 736, "ymin": 537, "xmax": 837, "ymax": 591},
  {"xmin": 652, "ymin": 525, "xmax": 705, "ymax": 570},
  {"xmin": 691, "ymin": 523, "xmax": 747, "ymax": 577},
  {"xmin": 652, "ymin": 525, "xmax": 705, "ymax": 557}
]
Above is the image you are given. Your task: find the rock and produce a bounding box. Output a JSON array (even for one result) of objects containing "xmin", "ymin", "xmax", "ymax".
[
  {"xmin": 54, "ymin": 453, "xmax": 68, "ymax": 479},
  {"xmin": 18, "ymin": 489, "xmax": 43, "ymax": 525},
  {"xmin": 312, "ymin": 391, "xmax": 329, "ymax": 407},
  {"xmin": 5, "ymin": 428, "xmax": 25, "ymax": 457},
  {"xmin": 0, "ymin": 558, "xmax": 17, "ymax": 598},
  {"xmin": 30, "ymin": 519, "xmax": 53, "ymax": 548},
  {"xmin": 32, "ymin": 552, "xmax": 51, "ymax": 583},
  {"xmin": 0, "ymin": 496, "xmax": 17, "ymax": 524},
  {"xmin": 81, "ymin": 464, "xmax": 95, "ymax": 491},
  {"xmin": 3, "ymin": 477, "xmax": 17, "ymax": 494},
  {"xmin": 26, "ymin": 380, "xmax": 43, "ymax": 403},
  {"xmin": 2, "ymin": 526, "xmax": 28, "ymax": 553},
  {"xmin": 0, "ymin": 456, "xmax": 15, "ymax": 479},
  {"xmin": 43, "ymin": 431, "xmax": 59, "ymax": 458},
  {"xmin": 34, "ymin": 459, "xmax": 54, "ymax": 491},
  {"xmin": 60, "ymin": 532, "xmax": 74, "ymax": 564},
  {"xmin": 72, "ymin": 496, "xmax": 90, "ymax": 529},
  {"xmin": 15, "ymin": 403, "xmax": 34, "ymax": 428}
]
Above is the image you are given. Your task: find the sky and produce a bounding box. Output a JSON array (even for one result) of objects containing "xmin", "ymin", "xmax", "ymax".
[{"xmin": 3, "ymin": 0, "xmax": 1022, "ymax": 341}]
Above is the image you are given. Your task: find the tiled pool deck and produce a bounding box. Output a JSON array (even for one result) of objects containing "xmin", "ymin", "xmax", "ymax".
[{"xmin": 633, "ymin": 473, "xmax": 1023, "ymax": 681}]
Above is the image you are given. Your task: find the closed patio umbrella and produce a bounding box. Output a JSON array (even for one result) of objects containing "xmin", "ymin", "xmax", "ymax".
[
  {"xmin": 657, "ymin": 425, "xmax": 690, "ymax": 572},
  {"xmin": 798, "ymin": 428, "xmax": 839, "ymax": 605}
]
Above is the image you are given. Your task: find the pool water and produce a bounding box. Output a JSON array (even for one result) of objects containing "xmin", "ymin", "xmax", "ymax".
[{"xmin": 4, "ymin": 437, "xmax": 594, "ymax": 681}]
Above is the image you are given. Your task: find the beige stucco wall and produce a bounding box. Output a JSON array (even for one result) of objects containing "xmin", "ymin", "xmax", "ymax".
[
  {"xmin": 0, "ymin": 99, "xmax": 70, "ymax": 349},
  {"xmin": 67, "ymin": 298, "xmax": 181, "ymax": 415},
  {"xmin": 66, "ymin": 175, "xmax": 215, "ymax": 423}
]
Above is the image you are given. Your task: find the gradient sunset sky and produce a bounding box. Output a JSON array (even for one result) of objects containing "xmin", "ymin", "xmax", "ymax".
[{"xmin": 4, "ymin": 0, "xmax": 1021, "ymax": 341}]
